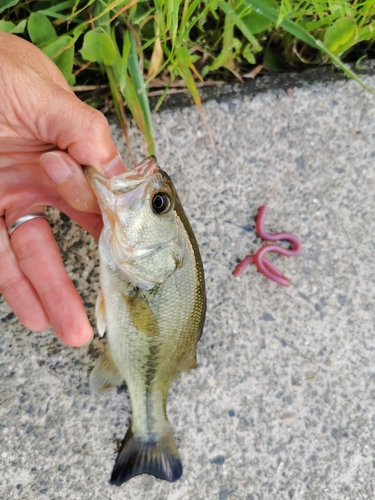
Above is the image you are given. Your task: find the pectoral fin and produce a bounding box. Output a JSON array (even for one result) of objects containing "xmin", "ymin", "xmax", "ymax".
[
  {"xmin": 95, "ymin": 288, "xmax": 106, "ymax": 337},
  {"xmin": 90, "ymin": 350, "xmax": 124, "ymax": 394},
  {"xmin": 122, "ymin": 290, "xmax": 159, "ymax": 336}
]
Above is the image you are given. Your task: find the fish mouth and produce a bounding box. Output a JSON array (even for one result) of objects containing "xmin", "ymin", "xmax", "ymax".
[
  {"xmin": 84, "ymin": 166, "xmax": 112, "ymax": 207},
  {"xmin": 84, "ymin": 156, "xmax": 161, "ymax": 209},
  {"xmin": 110, "ymin": 157, "xmax": 161, "ymax": 207},
  {"xmin": 84, "ymin": 156, "xmax": 159, "ymax": 187},
  {"xmin": 132, "ymin": 156, "xmax": 159, "ymax": 177},
  {"xmin": 84, "ymin": 165, "xmax": 105, "ymax": 184},
  {"xmin": 111, "ymin": 156, "xmax": 160, "ymax": 185}
]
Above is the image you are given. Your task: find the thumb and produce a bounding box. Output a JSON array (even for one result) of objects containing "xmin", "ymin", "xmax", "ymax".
[
  {"xmin": 1, "ymin": 33, "xmax": 126, "ymax": 177},
  {"xmin": 39, "ymin": 88, "xmax": 126, "ymax": 177}
]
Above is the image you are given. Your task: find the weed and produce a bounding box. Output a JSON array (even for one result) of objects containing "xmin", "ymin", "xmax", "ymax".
[{"xmin": 1, "ymin": 0, "xmax": 375, "ymax": 152}]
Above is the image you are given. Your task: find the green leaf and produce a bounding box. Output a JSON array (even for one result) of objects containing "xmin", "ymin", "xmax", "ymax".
[
  {"xmin": 123, "ymin": 72, "xmax": 144, "ymax": 129},
  {"xmin": 0, "ymin": 21, "xmax": 16, "ymax": 33},
  {"xmin": 0, "ymin": 19, "xmax": 26, "ymax": 34},
  {"xmin": 34, "ymin": 0, "xmax": 79, "ymax": 19},
  {"xmin": 241, "ymin": 0, "xmax": 278, "ymax": 35},
  {"xmin": 28, "ymin": 12, "xmax": 56, "ymax": 45},
  {"xmin": 10, "ymin": 19, "xmax": 27, "ymax": 34},
  {"xmin": 218, "ymin": 1, "xmax": 260, "ymax": 49},
  {"xmin": 190, "ymin": 54, "xmax": 200, "ymax": 64},
  {"xmin": 304, "ymin": 13, "xmax": 342, "ymax": 32},
  {"xmin": 121, "ymin": 31, "xmax": 131, "ymax": 84},
  {"xmin": 93, "ymin": 0, "xmax": 110, "ymax": 29},
  {"xmin": 40, "ymin": 0, "xmax": 96, "ymax": 22},
  {"xmin": 43, "ymin": 36, "xmax": 74, "ymax": 81},
  {"xmin": 106, "ymin": 64, "xmax": 135, "ymax": 167},
  {"xmin": 166, "ymin": 0, "xmax": 179, "ymax": 44},
  {"xmin": 243, "ymin": 43, "xmax": 256, "ymax": 64},
  {"xmin": 207, "ymin": 51, "xmax": 228, "ymax": 72},
  {"xmin": 130, "ymin": 3, "xmax": 154, "ymax": 27},
  {"xmin": 172, "ymin": 46, "xmax": 215, "ymax": 149},
  {"xmin": 177, "ymin": 0, "xmax": 216, "ymax": 49},
  {"xmin": 173, "ymin": 47, "xmax": 200, "ymax": 102},
  {"xmin": 68, "ymin": 73, "xmax": 76, "ymax": 86},
  {"xmin": 72, "ymin": 23, "xmax": 88, "ymax": 41},
  {"xmin": 57, "ymin": 44, "xmax": 74, "ymax": 82},
  {"xmin": 108, "ymin": 28, "xmax": 125, "ymax": 93},
  {"xmin": 324, "ymin": 18, "xmax": 357, "ymax": 55},
  {"xmin": 36, "ymin": 0, "xmax": 77, "ymax": 13},
  {"xmin": 127, "ymin": 30, "xmax": 154, "ymax": 155},
  {"xmin": 243, "ymin": 0, "xmax": 375, "ymax": 95},
  {"xmin": 0, "ymin": 0, "xmax": 19, "ymax": 15},
  {"xmin": 80, "ymin": 28, "xmax": 117, "ymax": 66},
  {"xmin": 356, "ymin": 22, "xmax": 375, "ymax": 45}
]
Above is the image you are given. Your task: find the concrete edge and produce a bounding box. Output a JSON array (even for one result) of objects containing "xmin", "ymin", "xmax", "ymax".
[{"xmin": 149, "ymin": 60, "xmax": 375, "ymax": 111}]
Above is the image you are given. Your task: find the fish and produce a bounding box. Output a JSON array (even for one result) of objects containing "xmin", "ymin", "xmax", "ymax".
[{"xmin": 85, "ymin": 156, "xmax": 206, "ymax": 485}]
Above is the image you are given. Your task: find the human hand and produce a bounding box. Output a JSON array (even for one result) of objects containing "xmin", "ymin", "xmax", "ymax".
[{"xmin": 0, "ymin": 32, "xmax": 126, "ymax": 346}]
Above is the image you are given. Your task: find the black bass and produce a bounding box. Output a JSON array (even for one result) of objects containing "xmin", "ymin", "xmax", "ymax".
[{"xmin": 85, "ymin": 156, "xmax": 206, "ymax": 485}]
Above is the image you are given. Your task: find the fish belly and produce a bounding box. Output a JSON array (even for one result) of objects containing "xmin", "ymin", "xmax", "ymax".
[{"xmin": 99, "ymin": 247, "xmax": 202, "ymax": 484}]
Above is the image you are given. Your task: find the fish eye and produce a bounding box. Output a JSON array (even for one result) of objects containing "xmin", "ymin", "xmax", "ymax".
[{"xmin": 151, "ymin": 192, "xmax": 172, "ymax": 215}]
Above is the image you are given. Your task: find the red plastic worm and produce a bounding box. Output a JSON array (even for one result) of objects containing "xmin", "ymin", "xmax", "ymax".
[{"xmin": 233, "ymin": 206, "xmax": 301, "ymax": 286}]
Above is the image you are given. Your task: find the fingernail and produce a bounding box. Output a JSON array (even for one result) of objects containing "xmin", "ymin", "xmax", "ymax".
[
  {"xmin": 102, "ymin": 152, "xmax": 127, "ymax": 177},
  {"xmin": 40, "ymin": 152, "xmax": 73, "ymax": 184},
  {"xmin": 72, "ymin": 328, "xmax": 94, "ymax": 348}
]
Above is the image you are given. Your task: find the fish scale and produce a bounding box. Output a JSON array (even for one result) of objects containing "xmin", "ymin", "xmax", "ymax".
[{"xmin": 85, "ymin": 156, "xmax": 206, "ymax": 485}]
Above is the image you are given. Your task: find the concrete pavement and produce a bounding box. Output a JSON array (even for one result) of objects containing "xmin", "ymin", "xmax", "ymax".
[{"xmin": 1, "ymin": 66, "xmax": 375, "ymax": 500}]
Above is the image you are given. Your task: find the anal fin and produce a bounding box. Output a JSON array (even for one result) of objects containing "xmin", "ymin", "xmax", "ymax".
[
  {"xmin": 90, "ymin": 350, "xmax": 124, "ymax": 394},
  {"xmin": 183, "ymin": 350, "xmax": 197, "ymax": 371}
]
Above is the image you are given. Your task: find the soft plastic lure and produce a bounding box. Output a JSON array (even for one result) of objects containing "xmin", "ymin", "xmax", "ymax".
[{"xmin": 233, "ymin": 206, "xmax": 301, "ymax": 287}]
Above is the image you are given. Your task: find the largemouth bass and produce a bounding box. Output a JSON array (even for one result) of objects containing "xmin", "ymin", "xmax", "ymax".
[{"xmin": 85, "ymin": 156, "xmax": 206, "ymax": 485}]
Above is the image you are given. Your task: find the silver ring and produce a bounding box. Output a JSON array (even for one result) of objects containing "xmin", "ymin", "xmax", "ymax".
[{"xmin": 8, "ymin": 213, "xmax": 49, "ymax": 237}]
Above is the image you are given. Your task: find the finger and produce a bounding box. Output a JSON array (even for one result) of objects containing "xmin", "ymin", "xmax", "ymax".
[
  {"xmin": 39, "ymin": 150, "xmax": 108, "ymax": 240},
  {"xmin": 0, "ymin": 217, "xmax": 49, "ymax": 331},
  {"xmin": 10, "ymin": 217, "xmax": 93, "ymax": 347},
  {"xmin": 60, "ymin": 210, "xmax": 103, "ymax": 242},
  {"xmin": 40, "ymin": 151, "xmax": 101, "ymax": 214}
]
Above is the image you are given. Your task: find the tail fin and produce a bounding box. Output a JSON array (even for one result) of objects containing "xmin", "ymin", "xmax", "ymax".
[{"xmin": 110, "ymin": 423, "xmax": 183, "ymax": 485}]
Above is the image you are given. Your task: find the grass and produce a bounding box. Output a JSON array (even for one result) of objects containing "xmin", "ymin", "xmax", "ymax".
[{"xmin": 2, "ymin": 0, "xmax": 375, "ymax": 156}]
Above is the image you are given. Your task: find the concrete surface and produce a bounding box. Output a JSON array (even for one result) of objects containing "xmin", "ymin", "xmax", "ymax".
[{"xmin": 1, "ymin": 70, "xmax": 375, "ymax": 500}]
